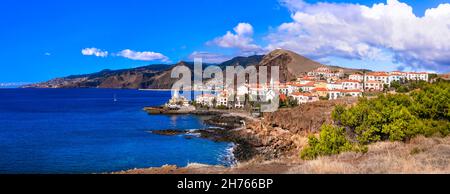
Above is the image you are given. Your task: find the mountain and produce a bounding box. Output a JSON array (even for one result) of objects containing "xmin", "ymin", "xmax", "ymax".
[{"xmin": 24, "ymin": 49, "xmax": 363, "ymax": 89}]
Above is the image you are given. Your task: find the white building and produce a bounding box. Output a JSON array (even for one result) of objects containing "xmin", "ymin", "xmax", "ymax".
[
  {"xmin": 290, "ymin": 92, "xmax": 319, "ymax": 104},
  {"xmin": 338, "ymin": 80, "xmax": 363, "ymax": 90},
  {"xmin": 364, "ymin": 81, "xmax": 384, "ymax": 91},
  {"xmin": 327, "ymin": 82, "xmax": 343, "ymax": 91},
  {"xmin": 407, "ymin": 72, "xmax": 429, "ymax": 81},
  {"xmin": 195, "ymin": 93, "xmax": 216, "ymax": 107},
  {"xmin": 217, "ymin": 92, "xmax": 228, "ymax": 107},
  {"xmin": 349, "ymin": 73, "xmax": 364, "ymax": 82},
  {"xmin": 307, "ymin": 67, "xmax": 344, "ymax": 79},
  {"xmin": 341, "ymin": 90, "xmax": 363, "ymax": 97},
  {"xmin": 365, "ymin": 72, "xmax": 390, "ymax": 85},
  {"xmin": 327, "ymin": 90, "xmax": 342, "ymax": 100}
]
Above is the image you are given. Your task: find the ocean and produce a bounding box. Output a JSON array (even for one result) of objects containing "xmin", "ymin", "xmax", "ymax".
[{"xmin": 0, "ymin": 88, "xmax": 233, "ymax": 174}]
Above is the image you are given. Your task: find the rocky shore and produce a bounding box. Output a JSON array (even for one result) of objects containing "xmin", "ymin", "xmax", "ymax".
[{"xmin": 118, "ymin": 98, "xmax": 365, "ymax": 173}]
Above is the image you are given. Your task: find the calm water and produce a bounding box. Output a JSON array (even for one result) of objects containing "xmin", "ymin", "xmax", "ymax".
[{"xmin": 0, "ymin": 88, "xmax": 233, "ymax": 174}]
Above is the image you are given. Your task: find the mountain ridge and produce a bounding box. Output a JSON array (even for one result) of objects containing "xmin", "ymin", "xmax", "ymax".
[{"xmin": 24, "ymin": 49, "xmax": 364, "ymax": 89}]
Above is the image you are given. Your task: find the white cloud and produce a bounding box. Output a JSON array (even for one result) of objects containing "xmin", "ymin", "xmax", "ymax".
[
  {"xmin": 188, "ymin": 51, "xmax": 231, "ymax": 63},
  {"xmin": 267, "ymin": 0, "xmax": 450, "ymax": 72},
  {"xmin": 116, "ymin": 49, "xmax": 170, "ymax": 62},
  {"xmin": 209, "ymin": 23, "xmax": 264, "ymax": 54},
  {"xmin": 81, "ymin": 48, "xmax": 108, "ymax": 57},
  {"xmin": 44, "ymin": 52, "xmax": 51, "ymax": 56}
]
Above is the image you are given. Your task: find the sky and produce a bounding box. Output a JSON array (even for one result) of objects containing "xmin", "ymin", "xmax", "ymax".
[{"xmin": 1, "ymin": 0, "xmax": 450, "ymax": 83}]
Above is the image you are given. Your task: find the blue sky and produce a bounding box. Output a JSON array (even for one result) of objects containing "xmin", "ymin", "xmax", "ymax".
[{"xmin": 1, "ymin": 0, "xmax": 449, "ymax": 83}]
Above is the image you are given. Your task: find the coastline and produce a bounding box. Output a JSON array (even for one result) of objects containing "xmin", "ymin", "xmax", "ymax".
[{"xmin": 115, "ymin": 98, "xmax": 358, "ymax": 174}]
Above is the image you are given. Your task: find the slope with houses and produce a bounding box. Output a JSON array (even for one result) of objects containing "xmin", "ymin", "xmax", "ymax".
[{"xmin": 167, "ymin": 67, "xmax": 430, "ymax": 110}]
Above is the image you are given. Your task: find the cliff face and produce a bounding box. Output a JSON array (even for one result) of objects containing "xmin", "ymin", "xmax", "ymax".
[
  {"xmin": 259, "ymin": 49, "xmax": 323, "ymax": 82},
  {"xmin": 25, "ymin": 49, "xmax": 361, "ymax": 89}
]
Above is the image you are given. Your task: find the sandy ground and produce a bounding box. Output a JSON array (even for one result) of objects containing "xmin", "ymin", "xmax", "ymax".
[{"xmin": 116, "ymin": 135, "xmax": 450, "ymax": 174}]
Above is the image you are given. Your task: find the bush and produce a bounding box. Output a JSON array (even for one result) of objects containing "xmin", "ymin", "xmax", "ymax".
[
  {"xmin": 333, "ymin": 81, "xmax": 449, "ymax": 144},
  {"xmin": 300, "ymin": 125, "xmax": 360, "ymax": 160},
  {"xmin": 301, "ymin": 81, "xmax": 449, "ymax": 160}
]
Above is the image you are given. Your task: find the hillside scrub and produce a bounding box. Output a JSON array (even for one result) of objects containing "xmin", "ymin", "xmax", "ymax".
[{"xmin": 302, "ymin": 81, "xmax": 450, "ymax": 160}]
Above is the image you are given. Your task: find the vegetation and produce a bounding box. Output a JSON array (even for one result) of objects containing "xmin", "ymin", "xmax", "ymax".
[
  {"xmin": 391, "ymin": 80, "xmax": 429, "ymax": 93},
  {"xmin": 301, "ymin": 125, "xmax": 367, "ymax": 160},
  {"xmin": 302, "ymin": 80, "xmax": 450, "ymax": 160}
]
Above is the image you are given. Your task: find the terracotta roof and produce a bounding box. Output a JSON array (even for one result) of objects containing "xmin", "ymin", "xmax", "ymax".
[
  {"xmin": 408, "ymin": 72, "xmax": 428, "ymax": 75},
  {"xmin": 288, "ymin": 82, "xmax": 315, "ymax": 87},
  {"xmin": 314, "ymin": 87, "xmax": 328, "ymax": 92},
  {"xmin": 367, "ymin": 72, "xmax": 389, "ymax": 76},
  {"xmin": 291, "ymin": 92, "xmax": 315, "ymax": 97},
  {"xmin": 365, "ymin": 80, "xmax": 382, "ymax": 84},
  {"xmin": 337, "ymin": 79, "xmax": 361, "ymax": 83}
]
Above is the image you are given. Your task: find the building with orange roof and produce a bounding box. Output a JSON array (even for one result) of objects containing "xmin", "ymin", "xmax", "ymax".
[
  {"xmin": 365, "ymin": 72, "xmax": 390, "ymax": 85},
  {"xmin": 290, "ymin": 92, "xmax": 319, "ymax": 104},
  {"xmin": 337, "ymin": 79, "xmax": 363, "ymax": 90},
  {"xmin": 365, "ymin": 80, "xmax": 384, "ymax": 91},
  {"xmin": 307, "ymin": 67, "xmax": 344, "ymax": 79},
  {"xmin": 312, "ymin": 87, "xmax": 328, "ymax": 97},
  {"xmin": 349, "ymin": 73, "xmax": 364, "ymax": 82}
]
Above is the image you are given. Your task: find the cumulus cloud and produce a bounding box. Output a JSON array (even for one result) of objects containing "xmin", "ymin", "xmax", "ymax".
[
  {"xmin": 116, "ymin": 49, "xmax": 170, "ymax": 62},
  {"xmin": 81, "ymin": 48, "xmax": 108, "ymax": 57},
  {"xmin": 209, "ymin": 23, "xmax": 264, "ymax": 54},
  {"xmin": 188, "ymin": 51, "xmax": 231, "ymax": 63},
  {"xmin": 267, "ymin": 0, "xmax": 450, "ymax": 72}
]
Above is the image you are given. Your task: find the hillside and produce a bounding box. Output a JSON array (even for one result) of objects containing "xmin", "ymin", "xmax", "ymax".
[{"xmin": 25, "ymin": 49, "xmax": 361, "ymax": 89}]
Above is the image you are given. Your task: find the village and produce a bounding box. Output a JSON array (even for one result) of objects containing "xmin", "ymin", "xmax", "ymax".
[{"xmin": 165, "ymin": 67, "xmax": 430, "ymax": 111}]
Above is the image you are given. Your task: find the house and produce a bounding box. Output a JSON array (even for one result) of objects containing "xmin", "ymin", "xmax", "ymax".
[
  {"xmin": 287, "ymin": 82, "xmax": 300, "ymax": 94},
  {"xmin": 217, "ymin": 92, "xmax": 228, "ymax": 107},
  {"xmin": 327, "ymin": 90, "xmax": 342, "ymax": 100},
  {"xmin": 365, "ymin": 72, "xmax": 389, "ymax": 85},
  {"xmin": 314, "ymin": 80, "xmax": 327, "ymax": 88},
  {"xmin": 307, "ymin": 67, "xmax": 344, "ymax": 79},
  {"xmin": 338, "ymin": 79, "xmax": 362, "ymax": 90},
  {"xmin": 299, "ymin": 82, "xmax": 316, "ymax": 92},
  {"xmin": 279, "ymin": 83, "xmax": 289, "ymax": 95},
  {"xmin": 312, "ymin": 87, "xmax": 328, "ymax": 98},
  {"xmin": 167, "ymin": 92, "xmax": 190, "ymax": 107},
  {"xmin": 297, "ymin": 76, "xmax": 315, "ymax": 84},
  {"xmin": 349, "ymin": 73, "xmax": 364, "ymax": 82},
  {"xmin": 195, "ymin": 93, "xmax": 216, "ymax": 107},
  {"xmin": 341, "ymin": 89, "xmax": 363, "ymax": 97},
  {"xmin": 234, "ymin": 95, "xmax": 246, "ymax": 109},
  {"xmin": 407, "ymin": 72, "xmax": 428, "ymax": 81},
  {"xmin": 290, "ymin": 92, "xmax": 319, "ymax": 104},
  {"xmin": 388, "ymin": 71, "xmax": 407, "ymax": 83},
  {"xmin": 327, "ymin": 82, "xmax": 343, "ymax": 90},
  {"xmin": 364, "ymin": 80, "xmax": 384, "ymax": 91}
]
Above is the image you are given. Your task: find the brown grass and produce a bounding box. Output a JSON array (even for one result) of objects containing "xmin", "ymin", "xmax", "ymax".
[
  {"xmin": 287, "ymin": 136, "xmax": 450, "ymax": 174},
  {"xmin": 118, "ymin": 136, "xmax": 450, "ymax": 174}
]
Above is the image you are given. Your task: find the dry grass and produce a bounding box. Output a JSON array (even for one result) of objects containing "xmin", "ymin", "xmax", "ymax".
[
  {"xmin": 117, "ymin": 136, "xmax": 450, "ymax": 174},
  {"xmin": 287, "ymin": 136, "xmax": 450, "ymax": 174}
]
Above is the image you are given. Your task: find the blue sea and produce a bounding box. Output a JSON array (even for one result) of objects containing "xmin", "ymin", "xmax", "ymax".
[{"xmin": 0, "ymin": 88, "xmax": 233, "ymax": 174}]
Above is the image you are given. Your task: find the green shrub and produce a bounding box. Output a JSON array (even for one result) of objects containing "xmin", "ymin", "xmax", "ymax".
[
  {"xmin": 301, "ymin": 125, "xmax": 356, "ymax": 160},
  {"xmin": 301, "ymin": 81, "xmax": 449, "ymax": 160},
  {"xmin": 333, "ymin": 81, "xmax": 449, "ymax": 144}
]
